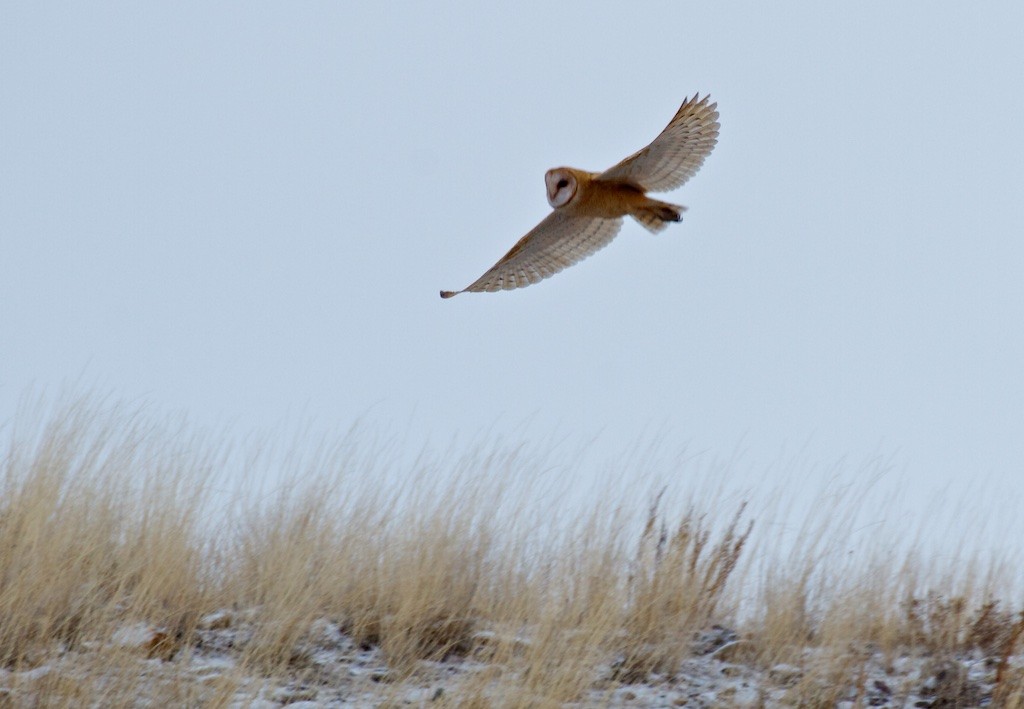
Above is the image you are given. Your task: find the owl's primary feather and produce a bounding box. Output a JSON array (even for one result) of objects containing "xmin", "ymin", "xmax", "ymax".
[
  {"xmin": 441, "ymin": 94, "xmax": 718, "ymax": 298},
  {"xmin": 440, "ymin": 212, "xmax": 622, "ymax": 297},
  {"xmin": 599, "ymin": 94, "xmax": 719, "ymax": 193}
]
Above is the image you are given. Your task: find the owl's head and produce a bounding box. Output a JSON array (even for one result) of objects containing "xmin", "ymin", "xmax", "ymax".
[{"xmin": 545, "ymin": 168, "xmax": 578, "ymax": 208}]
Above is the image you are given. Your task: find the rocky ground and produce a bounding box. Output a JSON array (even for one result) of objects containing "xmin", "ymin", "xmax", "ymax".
[{"xmin": 1, "ymin": 612, "xmax": 1019, "ymax": 707}]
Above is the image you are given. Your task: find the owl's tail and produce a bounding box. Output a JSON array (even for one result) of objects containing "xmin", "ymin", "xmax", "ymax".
[{"xmin": 632, "ymin": 199, "xmax": 686, "ymax": 234}]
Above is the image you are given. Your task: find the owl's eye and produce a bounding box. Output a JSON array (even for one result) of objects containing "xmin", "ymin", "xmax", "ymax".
[{"xmin": 556, "ymin": 179, "xmax": 569, "ymax": 189}]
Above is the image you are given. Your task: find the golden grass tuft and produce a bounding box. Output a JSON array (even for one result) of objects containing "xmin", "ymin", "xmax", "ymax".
[
  {"xmin": 615, "ymin": 494, "xmax": 751, "ymax": 681},
  {"xmin": 1, "ymin": 396, "xmax": 1022, "ymax": 706},
  {"xmin": 0, "ymin": 400, "xmax": 214, "ymax": 671}
]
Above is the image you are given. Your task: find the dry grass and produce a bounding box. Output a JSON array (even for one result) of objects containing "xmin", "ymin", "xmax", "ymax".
[
  {"xmin": 0, "ymin": 399, "xmax": 214, "ymax": 669},
  {"xmin": 1, "ymin": 397, "xmax": 1022, "ymax": 706}
]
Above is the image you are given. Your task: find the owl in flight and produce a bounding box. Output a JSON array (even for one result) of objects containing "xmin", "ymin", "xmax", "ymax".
[{"xmin": 440, "ymin": 94, "xmax": 719, "ymax": 298}]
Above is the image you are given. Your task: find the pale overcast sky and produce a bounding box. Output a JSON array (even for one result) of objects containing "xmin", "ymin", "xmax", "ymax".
[{"xmin": 2, "ymin": 3, "xmax": 1023, "ymax": 516}]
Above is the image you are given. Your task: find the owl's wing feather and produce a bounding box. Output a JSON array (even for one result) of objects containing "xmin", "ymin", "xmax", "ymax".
[
  {"xmin": 598, "ymin": 94, "xmax": 719, "ymax": 193},
  {"xmin": 440, "ymin": 211, "xmax": 623, "ymax": 297}
]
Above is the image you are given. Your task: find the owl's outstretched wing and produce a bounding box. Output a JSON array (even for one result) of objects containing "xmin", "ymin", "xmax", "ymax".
[
  {"xmin": 440, "ymin": 211, "xmax": 623, "ymax": 297},
  {"xmin": 599, "ymin": 94, "xmax": 719, "ymax": 194}
]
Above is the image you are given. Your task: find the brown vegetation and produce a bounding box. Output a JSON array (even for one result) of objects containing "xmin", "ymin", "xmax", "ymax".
[{"xmin": 1, "ymin": 398, "xmax": 1021, "ymax": 706}]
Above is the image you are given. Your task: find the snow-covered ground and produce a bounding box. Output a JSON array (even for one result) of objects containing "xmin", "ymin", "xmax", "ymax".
[{"xmin": 2, "ymin": 612, "xmax": 1018, "ymax": 707}]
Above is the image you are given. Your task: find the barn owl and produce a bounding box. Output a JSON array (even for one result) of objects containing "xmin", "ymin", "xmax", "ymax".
[{"xmin": 440, "ymin": 94, "xmax": 719, "ymax": 298}]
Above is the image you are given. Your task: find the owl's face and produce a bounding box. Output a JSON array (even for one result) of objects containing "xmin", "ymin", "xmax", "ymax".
[{"xmin": 545, "ymin": 168, "xmax": 578, "ymax": 208}]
